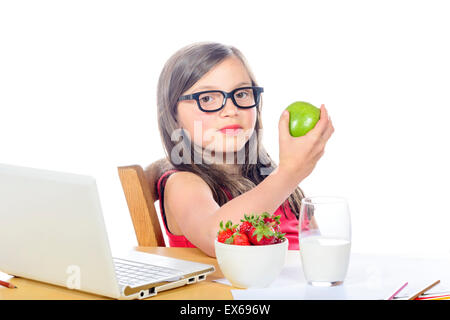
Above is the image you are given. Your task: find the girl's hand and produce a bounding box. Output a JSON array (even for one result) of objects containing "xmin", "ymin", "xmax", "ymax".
[{"xmin": 278, "ymin": 104, "xmax": 334, "ymax": 182}]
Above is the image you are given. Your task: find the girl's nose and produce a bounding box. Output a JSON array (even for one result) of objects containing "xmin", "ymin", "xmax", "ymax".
[{"xmin": 219, "ymin": 97, "xmax": 239, "ymax": 117}]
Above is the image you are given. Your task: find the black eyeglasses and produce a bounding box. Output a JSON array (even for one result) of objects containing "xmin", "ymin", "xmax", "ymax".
[{"xmin": 178, "ymin": 86, "xmax": 264, "ymax": 112}]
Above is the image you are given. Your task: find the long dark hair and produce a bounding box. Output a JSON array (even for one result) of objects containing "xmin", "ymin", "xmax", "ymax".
[{"xmin": 155, "ymin": 41, "xmax": 305, "ymax": 218}]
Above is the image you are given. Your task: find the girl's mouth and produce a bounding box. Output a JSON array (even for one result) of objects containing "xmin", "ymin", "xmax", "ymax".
[{"xmin": 218, "ymin": 127, "xmax": 243, "ymax": 135}]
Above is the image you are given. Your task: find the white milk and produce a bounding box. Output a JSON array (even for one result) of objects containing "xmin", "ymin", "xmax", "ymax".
[{"xmin": 300, "ymin": 236, "xmax": 351, "ymax": 283}]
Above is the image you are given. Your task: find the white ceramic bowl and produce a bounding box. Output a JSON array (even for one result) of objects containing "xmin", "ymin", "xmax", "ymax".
[{"xmin": 214, "ymin": 239, "xmax": 288, "ymax": 288}]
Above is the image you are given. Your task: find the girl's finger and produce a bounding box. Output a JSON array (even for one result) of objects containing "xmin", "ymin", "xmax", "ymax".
[
  {"xmin": 278, "ymin": 109, "xmax": 292, "ymax": 142},
  {"xmin": 317, "ymin": 121, "xmax": 334, "ymax": 155},
  {"xmin": 307, "ymin": 104, "xmax": 329, "ymax": 138},
  {"xmin": 321, "ymin": 119, "xmax": 334, "ymax": 141}
]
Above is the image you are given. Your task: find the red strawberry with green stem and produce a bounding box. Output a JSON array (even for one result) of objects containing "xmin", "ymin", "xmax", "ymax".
[
  {"xmin": 225, "ymin": 231, "xmax": 250, "ymax": 245},
  {"xmin": 239, "ymin": 214, "xmax": 257, "ymax": 236},
  {"xmin": 261, "ymin": 212, "xmax": 281, "ymax": 232},
  {"xmin": 217, "ymin": 220, "xmax": 237, "ymax": 243},
  {"xmin": 273, "ymin": 231, "xmax": 287, "ymax": 244},
  {"xmin": 248, "ymin": 221, "xmax": 277, "ymax": 245}
]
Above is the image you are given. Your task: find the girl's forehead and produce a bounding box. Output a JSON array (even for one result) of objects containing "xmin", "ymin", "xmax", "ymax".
[{"xmin": 189, "ymin": 56, "xmax": 252, "ymax": 92}]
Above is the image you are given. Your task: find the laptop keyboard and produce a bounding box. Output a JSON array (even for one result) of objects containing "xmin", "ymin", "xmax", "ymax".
[{"xmin": 113, "ymin": 257, "xmax": 184, "ymax": 287}]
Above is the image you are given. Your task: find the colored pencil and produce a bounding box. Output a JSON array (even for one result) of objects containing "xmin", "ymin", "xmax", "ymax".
[
  {"xmin": 386, "ymin": 282, "xmax": 408, "ymax": 300},
  {"xmin": 407, "ymin": 280, "xmax": 440, "ymax": 300},
  {"xmin": 426, "ymin": 296, "xmax": 450, "ymax": 300},
  {"xmin": 0, "ymin": 279, "xmax": 17, "ymax": 289},
  {"xmin": 417, "ymin": 294, "xmax": 450, "ymax": 300}
]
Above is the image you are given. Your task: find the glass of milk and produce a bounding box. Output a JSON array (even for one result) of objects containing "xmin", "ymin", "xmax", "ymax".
[{"xmin": 299, "ymin": 196, "xmax": 351, "ymax": 287}]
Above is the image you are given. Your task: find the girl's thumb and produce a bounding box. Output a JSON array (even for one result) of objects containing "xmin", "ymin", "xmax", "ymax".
[{"xmin": 278, "ymin": 110, "xmax": 290, "ymax": 139}]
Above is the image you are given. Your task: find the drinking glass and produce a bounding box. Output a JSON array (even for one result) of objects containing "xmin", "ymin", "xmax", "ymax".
[{"xmin": 299, "ymin": 196, "xmax": 351, "ymax": 287}]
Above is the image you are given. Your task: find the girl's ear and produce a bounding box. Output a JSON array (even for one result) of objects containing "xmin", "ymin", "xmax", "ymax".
[
  {"xmin": 174, "ymin": 115, "xmax": 181, "ymax": 127},
  {"xmin": 173, "ymin": 109, "xmax": 178, "ymax": 121},
  {"xmin": 172, "ymin": 102, "xmax": 179, "ymax": 121}
]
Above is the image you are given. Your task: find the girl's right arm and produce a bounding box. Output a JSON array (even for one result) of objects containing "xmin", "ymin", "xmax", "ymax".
[{"xmin": 164, "ymin": 105, "xmax": 334, "ymax": 257}]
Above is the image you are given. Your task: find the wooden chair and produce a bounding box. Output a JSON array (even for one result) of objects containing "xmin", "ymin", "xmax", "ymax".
[{"xmin": 117, "ymin": 158, "xmax": 174, "ymax": 247}]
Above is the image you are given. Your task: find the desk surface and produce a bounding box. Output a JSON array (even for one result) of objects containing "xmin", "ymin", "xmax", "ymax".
[{"xmin": 0, "ymin": 247, "xmax": 233, "ymax": 300}]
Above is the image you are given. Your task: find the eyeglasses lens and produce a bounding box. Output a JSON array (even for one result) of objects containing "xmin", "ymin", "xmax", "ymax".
[{"xmin": 198, "ymin": 88, "xmax": 257, "ymax": 111}]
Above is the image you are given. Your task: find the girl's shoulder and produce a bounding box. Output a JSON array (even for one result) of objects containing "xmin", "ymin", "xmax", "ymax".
[
  {"xmin": 162, "ymin": 170, "xmax": 213, "ymax": 199},
  {"xmin": 163, "ymin": 169, "xmax": 206, "ymax": 185}
]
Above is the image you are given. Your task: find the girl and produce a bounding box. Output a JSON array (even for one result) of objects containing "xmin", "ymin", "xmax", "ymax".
[{"xmin": 155, "ymin": 42, "xmax": 334, "ymax": 257}]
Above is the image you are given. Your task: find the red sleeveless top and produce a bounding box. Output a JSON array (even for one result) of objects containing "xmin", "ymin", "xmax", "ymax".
[{"xmin": 156, "ymin": 169, "xmax": 307, "ymax": 250}]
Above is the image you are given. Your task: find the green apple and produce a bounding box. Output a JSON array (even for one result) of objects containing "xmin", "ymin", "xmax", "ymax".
[{"xmin": 286, "ymin": 101, "xmax": 321, "ymax": 137}]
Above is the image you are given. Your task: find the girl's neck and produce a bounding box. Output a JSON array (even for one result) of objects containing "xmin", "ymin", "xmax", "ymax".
[{"xmin": 202, "ymin": 149, "xmax": 241, "ymax": 175}]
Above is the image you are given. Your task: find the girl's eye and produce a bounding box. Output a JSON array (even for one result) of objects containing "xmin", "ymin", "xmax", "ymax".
[
  {"xmin": 235, "ymin": 89, "xmax": 253, "ymax": 100},
  {"xmin": 235, "ymin": 91, "xmax": 248, "ymax": 99},
  {"xmin": 200, "ymin": 96, "xmax": 215, "ymax": 103},
  {"xmin": 200, "ymin": 95, "xmax": 214, "ymax": 103}
]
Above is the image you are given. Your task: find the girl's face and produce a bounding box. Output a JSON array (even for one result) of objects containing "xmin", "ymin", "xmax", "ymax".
[{"xmin": 176, "ymin": 56, "xmax": 257, "ymax": 157}]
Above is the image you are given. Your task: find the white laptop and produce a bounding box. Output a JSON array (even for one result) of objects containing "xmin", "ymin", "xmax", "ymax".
[{"xmin": 0, "ymin": 163, "xmax": 215, "ymax": 299}]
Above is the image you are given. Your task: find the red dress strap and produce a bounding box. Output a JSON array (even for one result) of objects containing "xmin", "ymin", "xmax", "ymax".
[{"xmin": 222, "ymin": 187, "xmax": 233, "ymax": 201}]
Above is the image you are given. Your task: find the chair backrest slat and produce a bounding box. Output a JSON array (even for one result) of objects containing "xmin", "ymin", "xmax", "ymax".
[{"xmin": 118, "ymin": 164, "xmax": 166, "ymax": 247}]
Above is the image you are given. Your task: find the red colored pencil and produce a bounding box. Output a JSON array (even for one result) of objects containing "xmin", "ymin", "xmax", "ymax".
[
  {"xmin": 0, "ymin": 279, "xmax": 17, "ymax": 289},
  {"xmin": 416, "ymin": 294, "xmax": 450, "ymax": 300}
]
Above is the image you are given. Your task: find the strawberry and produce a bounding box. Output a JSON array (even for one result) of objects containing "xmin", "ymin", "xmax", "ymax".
[
  {"xmin": 239, "ymin": 214, "xmax": 257, "ymax": 235},
  {"xmin": 273, "ymin": 231, "xmax": 287, "ymax": 244},
  {"xmin": 217, "ymin": 220, "xmax": 237, "ymax": 243},
  {"xmin": 248, "ymin": 222, "xmax": 276, "ymax": 245},
  {"xmin": 217, "ymin": 212, "xmax": 286, "ymax": 246},
  {"xmin": 225, "ymin": 231, "xmax": 250, "ymax": 245},
  {"xmin": 261, "ymin": 212, "xmax": 281, "ymax": 232}
]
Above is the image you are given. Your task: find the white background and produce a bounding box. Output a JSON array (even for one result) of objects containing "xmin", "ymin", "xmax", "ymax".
[{"xmin": 1, "ymin": 0, "xmax": 449, "ymax": 258}]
